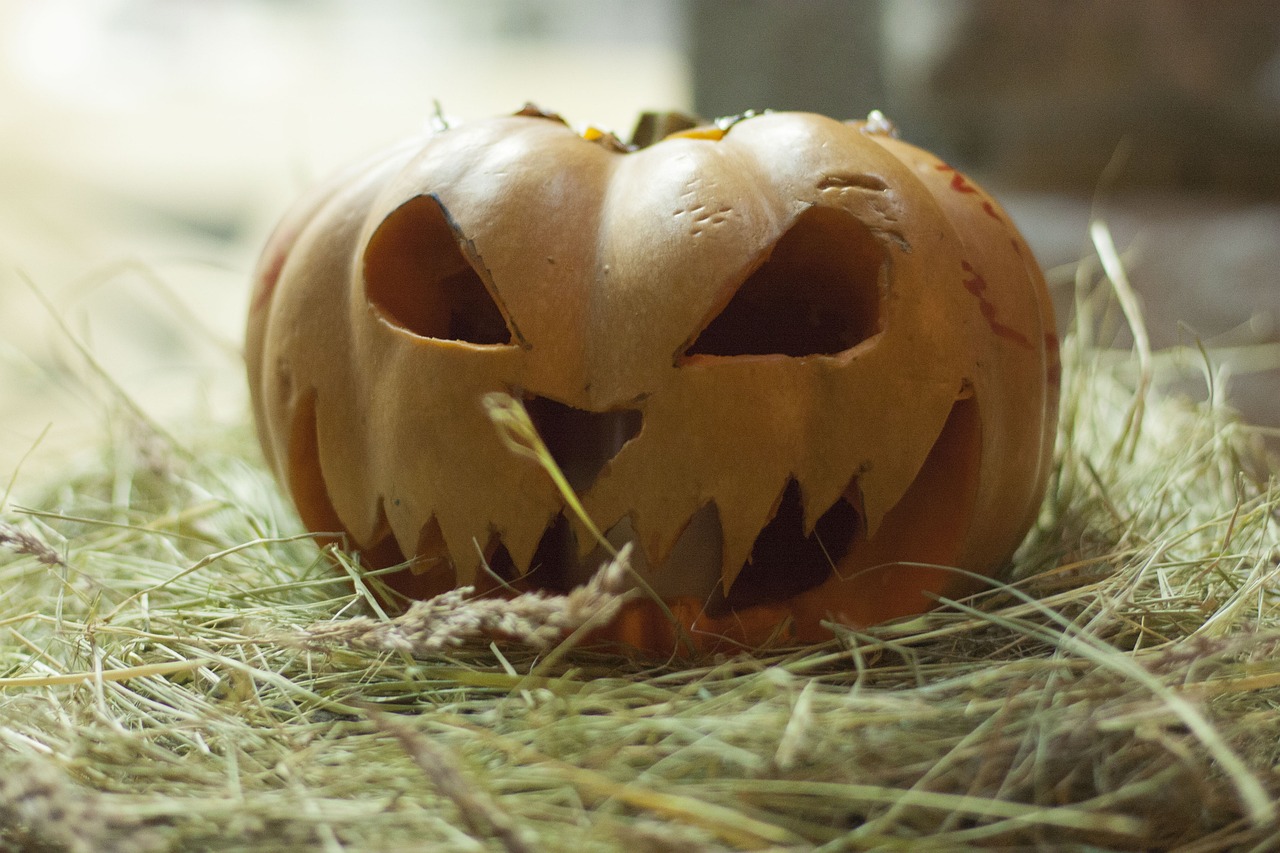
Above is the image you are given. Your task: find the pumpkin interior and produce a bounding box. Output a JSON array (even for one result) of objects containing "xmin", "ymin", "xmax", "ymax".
[
  {"xmin": 704, "ymin": 482, "xmax": 859, "ymax": 616},
  {"xmin": 522, "ymin": 396, "xmax": 643, "ymax": 494}
]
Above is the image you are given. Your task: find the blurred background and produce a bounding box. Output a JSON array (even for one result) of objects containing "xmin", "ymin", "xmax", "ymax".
[{"xmin": 1, "ymin": 0, "xmax": 1278, "ymax": 486}]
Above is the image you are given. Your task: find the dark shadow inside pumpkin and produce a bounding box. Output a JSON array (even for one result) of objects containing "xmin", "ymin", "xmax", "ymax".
[
  {"xmin": 364, "ymin": 194, "xmax": 513, "ymax": 345},
  {"xmin": 522, "ymin": 395, "xmax": 643, "ymax": 494},
  {"xmin": 486, "ymin": 514, "xmax": 576, "ymax": 591},
  {"xmin": 702, "ymin": 481, "xmax": 859, "ymax": 617},
  {"xmin": 683, "ymin": 204, "xmax": 886, "ymax": 359}
]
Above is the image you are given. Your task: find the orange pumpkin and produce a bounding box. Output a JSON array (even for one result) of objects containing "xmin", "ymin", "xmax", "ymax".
[{"xmin": 245, "ymin": 107, "xmax": 1058, "ymax": 653}]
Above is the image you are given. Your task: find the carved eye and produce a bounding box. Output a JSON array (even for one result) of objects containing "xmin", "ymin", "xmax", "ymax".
[
  {"xmin": 684, "ymin": 205, "xmax": 885, "ymax": 358},
  {"xmin": 364, "ymin": 194, "xmax": 513, "ymax": 345}
]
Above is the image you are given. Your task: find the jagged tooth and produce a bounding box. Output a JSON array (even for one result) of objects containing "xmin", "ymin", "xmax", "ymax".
[
  {"xmin": 716, "ymin": 481, "xmax": 789, "ymax": 594},
  {"xmin": 386, "ymin": 502, "xmax": 421, "ymax": 570},
  {"xmin": 570, "ymin": 506, "xmax": 626, "ymax": 561},
  {"xmin": 365, "ymin": 498, "xmax": 394, "ymax": 551},
  {"xmin": 435, "ymin": 509, "xmax": 491, "ymax": 586},
  {"xmin": 856, "ymin": 471, "xmax": 891, "ymax": 540},
  {"xmin": 855, "ymin": 390, "xmax": 965, "ymax": 540},
  {"xmin": 719, "ymin": 538, "xmax": 754, "ymax": 596},
  {"xmin": 581, "ymin": 475, "xmax": 703, "ymax": 570},
  {"xmin": 842, "ymin": 479, "xmax": 872, "ymax": 537},
  {"xmin": 575, "ymin": 465, "xmax": 630, "ymax": 560},
  {"xmin": 501, "ymin": 508, "xmax": 560, "ymax": 576},
  {"xmin": 797, "ymin": 464, "xmax": 861, "ymax": 537},
  {"xmin": 631, "ymin": 504, "xmax": 696, "ymax": 570}
]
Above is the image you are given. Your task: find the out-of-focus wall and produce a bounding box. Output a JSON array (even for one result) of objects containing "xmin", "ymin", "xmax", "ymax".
[
  {"xmin": 688, "ymin": 0, "xmax": 885, "ymax": 122},
  {"xmin": 889, "ymin": 0, "xmax": 1280, "ymax": 197},
  {"xmin": 692, "ymin": 0, "xmax": 1280, "ymax": 197}
]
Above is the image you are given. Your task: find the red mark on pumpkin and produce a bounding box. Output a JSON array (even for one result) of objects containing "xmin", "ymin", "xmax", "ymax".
[
  {"xmin": 961, "ymin": 261, "xmax": 1033, "ymax": 350},
  {"xmin": 936, "ymin": 163, "xmax": 977, "ymax": 194},
  {"xmin": 937, "ymin": 164, "xmax": 1003, "ymax": 221},
  {"xmin": 251, "ymin": 255, "xmax": 282, "ymax": 311},
  {"xmin": 1045, "ymin": 333, "xmax": 1062, "ymax": 387},
  {"xmin": 251, "ymin": 231, "xmax": 294, "ymax": 312}
]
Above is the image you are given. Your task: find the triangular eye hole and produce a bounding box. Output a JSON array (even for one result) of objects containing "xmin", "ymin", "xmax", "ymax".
[
  {"xmin": 364, "ymin": 194, "xmax": 513, "ymax": 345},
  {"xmin": 684, "ymin": 206, "xmax": 885, "ymax": 358}
]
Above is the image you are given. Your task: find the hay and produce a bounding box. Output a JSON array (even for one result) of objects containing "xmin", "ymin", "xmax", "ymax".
[{"xmin": 3, "ymin": 230, "xmax": 1280, "ymax": 852}]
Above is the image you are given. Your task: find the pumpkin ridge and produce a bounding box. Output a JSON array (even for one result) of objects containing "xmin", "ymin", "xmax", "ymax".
[{"xmin": 284, "ymin": 388, "xmax": 345, "ymax": 539}]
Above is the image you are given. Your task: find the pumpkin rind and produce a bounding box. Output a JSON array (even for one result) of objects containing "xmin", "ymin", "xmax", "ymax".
[{"xmin": 246, "ymin": 109, "xmax": 1058, "ymax": 653}]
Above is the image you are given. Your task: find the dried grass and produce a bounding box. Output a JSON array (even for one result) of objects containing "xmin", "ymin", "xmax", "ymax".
[{"xmin": 3, "ymin": 228, "xmax": 1280, "ymax": 851}]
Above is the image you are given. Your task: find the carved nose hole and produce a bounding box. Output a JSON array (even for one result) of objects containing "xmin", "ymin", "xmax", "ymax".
[{"xmin": 523, "ymin": 396, "xmax": 643, "ymax": 493}]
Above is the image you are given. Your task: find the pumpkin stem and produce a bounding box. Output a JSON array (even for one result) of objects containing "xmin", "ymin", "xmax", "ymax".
[
  {"xmin": 629, "ymin": 111, "xmax": 704, "ymax": 149},
  {"xmin": 514, "ymin": 103, "xmax": 569, "ymax": 125}
]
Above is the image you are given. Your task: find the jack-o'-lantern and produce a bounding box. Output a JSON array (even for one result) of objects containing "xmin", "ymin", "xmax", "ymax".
[{"xmin": 245, "ymin": 106, "xmax": 1059, "ymax": 653}]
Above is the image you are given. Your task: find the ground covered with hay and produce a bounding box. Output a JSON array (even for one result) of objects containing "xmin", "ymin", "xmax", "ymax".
[{"xmin": 3, "ymin": 247, "xmax": 1280, "ymax": 852}]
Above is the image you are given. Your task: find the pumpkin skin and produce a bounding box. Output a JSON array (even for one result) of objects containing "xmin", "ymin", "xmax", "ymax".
[{"xmin": 245, "ymin": 108, "xmax": 1058, "ymax": 653}]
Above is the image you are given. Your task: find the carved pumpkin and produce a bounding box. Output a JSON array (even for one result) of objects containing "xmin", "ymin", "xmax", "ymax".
[{"xmin": 245, "ymin": 107, "xmax": 1058, "ymax": 653}]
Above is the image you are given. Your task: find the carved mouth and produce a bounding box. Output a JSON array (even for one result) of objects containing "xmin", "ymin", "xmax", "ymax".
[
  {"xmin": 482, "ymin": 396, "xmax": 982, "ymax": 612},
  {"xmin": 487, "ymin": 477, "xmax": 860, "ymax": 605},
  {"xmin": 333, "ymin": 394, "xmax": 978, "ymax": 624}
]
